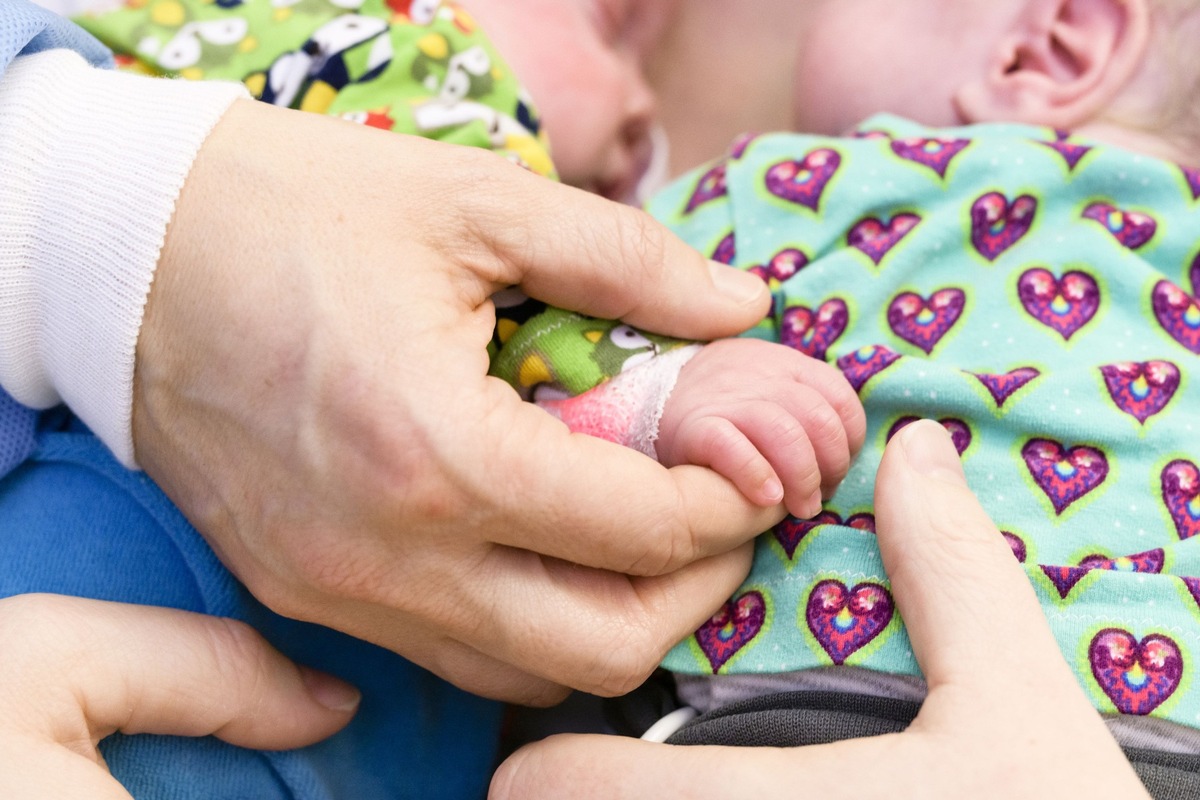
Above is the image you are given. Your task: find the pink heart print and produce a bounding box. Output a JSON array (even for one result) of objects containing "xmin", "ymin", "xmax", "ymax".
[
  {"xmin": 1022, "ymin": 438, "xmax": 1109, "ymax": 515},
  {"xmin": 684, "ymin": 161, "xmax": 728, "ymax": 214},
  {"xmin": 1089, "ymin": 629, "xmax": 1182, "ymax": 715},
  {"xmin": 695, "ymin": 591, "xmax": 767, "ymax": 673},
  {"xmin": 848, "ymin": 213, "xmax": 921, "ymax": 265},
  {"xmin": 781, "ymin": 299, "xmax": 848, "ymax": 360},
  {"xmin": 1039, "ymin": 130, "xmax": 1092, "ymax": 171},
  {"xmin": 1018, "ymin": 268, "xmax": 1100, "ymax": 340},
  {"xmin": 806, "ymin": 580, "xmax": 893, "ymax": 665},
  {"xmin": 971, "ymin": 367, "xmax": 1041, "ymax": 408},
  {"xmin": 887, "ymin": 416, "xmax": 971, "ymax": 455},
  {"xmin": 1082, "ymin": 202, "xmax": 1157, "ymax": 250},
  {"xmin": 764, "ymin": 149, "xmax": 841, "ymax": 211},
  {"xmin": 1162, "ymin": 460, "xmax": 1200, "ymax": 541},
  {"xmin": 1042, "ymin": 549, "xmax": 1165, "ymax": 599},
  {"xmin": 1100, "ymin": 361, "xmax": 1180, "ymax": 424},
  {"xmin": 970, "ymin": 192, "xmax": 1036, "ymax": 261},
  {"xmin": 773, "ymin": 511, "xmax": 875, "ymax": 559},
  {"xmin": 1152, "ymin": 280, "xmax": 1200, "ymax": 354},
  {"xmin": 711, "ymin": 232, "xmax": 736, "ymax": 265},
  {"xmin": 887, "ymin": 288, "xmax": 965, "ymax": 354},
  {"xmin": 889, "ymin": 136, "xmax": 970, "ymax": 178},
  {"xmin": 1002, "ymin": 531, "xmax": 1028, "ymax": 563},
  {"xmin": 837, "ymin": 345, "xmax": 903, "ymax": 393}
]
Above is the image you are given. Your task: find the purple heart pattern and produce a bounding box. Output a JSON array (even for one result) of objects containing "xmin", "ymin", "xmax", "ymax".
[
  {"xmin": 887, "ymin": 416, "xmax": 972, "ymax": 455},
  {"xmin": 971, "ymin": 368, "xmax": 1041, "ymax": 408},
  {"xmin": 1083, "ymin": 202, "xmax": 1157, "ymax": 250},
  {"xmin": 1181, "ymin": 164, "xmax": 1200, "ymax": 200},
  {"xmin": 971, "ymin": 192, "xmax": 1036, "ymax": 261},
  {"xmin": 695, "ymin": 591, "xmax": 767, "ymax": 673},
  {"xmin": 1100, "ymin": 361, "xmax": 1180, "ymax": 424},
  {"xmin": 1152, "ymin": 280, "xmax": 1200, "ymax": 354},
  {"xmin": 729, "ymin": 132, "xmax": 758, "ymax": 159},
  {"xmin": 1003, "ymin": 532, "xmax": 1028, "ymax": 563},
  {"xmin": 1089, "ymin": 629, "xmax": 1182, "ymax": 715},
  {"xmin": 890, "ymin": 136, "xmax": 969, "ymax": 178},
  {"xmin": 837, "ymin": 345, "xmax": 902, "ymax": 393},
  {"xmin": 806, "ymin": 580, "xmax": 894, "ymax": 665},
  {"xmin": 1039, "ymin": 130, "xmax": 1092, "ymax": 171},
  {"xmin": 1022, "ymin": 439, "xmax": 1109, "ymax": 515},
  {"xmin": 781, "ymin": 299, "xmax": 848, "ymax": 360},
  {"xmin": 773, "ymin": 511, "xmax": 875, "ymax": 559},
  {"xmin": 848, "ymin": 213, "xmax": 921, "ymax": 265},
  {"xmin": 711, "ymin": 232, "xmax": 736, "ymax": 265},
  {"xmin": 1042, "ymin": 549, "xmax": 1165, "ymax": 599},
  {"xmin": 765, "ymin": 149, "xmax": 841, "ymax": 211},
  {"xmin": 1185, "ymin": 578, "xmax": 1200, "ymax": 612},
  {"xmin": 685, "ymin": 162, "xmax": 728, "ymax": 214},
  {"xmin": 887, "ymin": 288, "xmax": 965, "ymax": 353},
  {"xmin": 764, "ymin": 248, "xmax": 809, "ymax": 282},
  {"xmin": 1018, "ymin": 268, "xmax": 1100, "ymax": 340},
  {"xmin": 1162, "ymin": 460, "xmax": 1200, "ymax": 541}
]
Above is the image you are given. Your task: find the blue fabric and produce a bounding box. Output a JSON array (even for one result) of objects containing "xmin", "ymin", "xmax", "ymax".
[
  {"xmin": 0, "ymin": 0, "xmax": 111, "ymax": 70},
  {"xmin": 0, "ymin": 1, "xmax": 113, "ymax": 482},
  {"xmin": 0, "ymin": 411, "xmax": 503, "ymax": 799}
]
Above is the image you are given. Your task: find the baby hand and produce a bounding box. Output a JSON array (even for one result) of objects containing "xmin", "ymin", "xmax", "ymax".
[{"xmin": 656, "ymin": 339, "xmax": 866, "ymax": 519}]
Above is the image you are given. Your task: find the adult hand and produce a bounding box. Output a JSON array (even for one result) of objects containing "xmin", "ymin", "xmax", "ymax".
[
  {"xmin": 133, "ymin": 100, "xmax": 780, "ymax": 705},
  {"xmin": 490, "ymin": 420, "xmax": 1151, "ymax": 799},
  {"xmin": 0, "ymin": 594, "xmax": 358, "ymax": 800}
]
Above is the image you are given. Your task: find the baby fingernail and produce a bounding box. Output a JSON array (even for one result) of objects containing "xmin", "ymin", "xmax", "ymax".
[
  {"xmin": 898, "ymin": 420, "xmax": 966, "ymax": 485},
  {"xmin": 804, "ymin": 492, "xmax": 823, "ymax": 518},
  {"xmin": 762, "ymin": 478, "xmax": 784, "ymax": 503}
]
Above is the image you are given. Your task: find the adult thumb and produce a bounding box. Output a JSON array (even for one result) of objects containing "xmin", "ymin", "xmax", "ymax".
[{"xmin": 872, "ymin": 421, "xmax": 1065, "ymax": 697}]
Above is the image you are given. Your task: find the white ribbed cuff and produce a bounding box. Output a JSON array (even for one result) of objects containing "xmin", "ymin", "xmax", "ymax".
[{"xmin": 0, "ymin": 49, "xmax": 248, "ymax": 467}]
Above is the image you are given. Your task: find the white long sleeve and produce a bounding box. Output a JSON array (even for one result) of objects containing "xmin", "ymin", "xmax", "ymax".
[{"xmin": 0, "ymin": 49, "xmax": 248, "ymax": 467}]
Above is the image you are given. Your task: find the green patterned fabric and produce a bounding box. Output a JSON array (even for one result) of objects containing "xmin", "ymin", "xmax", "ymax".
[
  {"xmin": 74, "ymin": 0, "xmax": 555, "ymax": 177},
  {"xmin": 641, "ymin": 116, "xmax": 1200, "ymax": 730}
]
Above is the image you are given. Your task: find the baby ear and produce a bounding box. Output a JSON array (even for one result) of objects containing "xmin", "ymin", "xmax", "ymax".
[{"xmin": 955, "ymin": 0, "xmax": 1150, "ymax": 129}]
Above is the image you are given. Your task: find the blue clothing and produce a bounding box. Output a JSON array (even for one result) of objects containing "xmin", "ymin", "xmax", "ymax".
[
  {"xmin": 0, "ymin": 1, "xmax": 110, "ymax": 476},
  {"xmin": 0, "ymin": 411, "xmax": 502, "ymax": 799}
]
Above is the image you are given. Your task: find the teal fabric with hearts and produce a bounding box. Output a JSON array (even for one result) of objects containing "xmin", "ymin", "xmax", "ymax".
[{"xmin": 649, "ymin": 116, "xmax": 1200, "ymax": 728}]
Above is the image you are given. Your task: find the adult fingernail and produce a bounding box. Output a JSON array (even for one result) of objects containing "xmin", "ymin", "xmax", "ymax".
[
  {"xmin": 709, "ymin": 261, "xmax": 766, "ymax": 306},
  {"xmin": 301, "ymin": 666, "xmax": 362, "ymax": 712},
  {"xmin": 898, "ymin": 420, "xmax": 967, "ymax": 486}
]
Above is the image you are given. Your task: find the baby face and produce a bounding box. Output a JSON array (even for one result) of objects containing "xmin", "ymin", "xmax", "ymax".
[
  {"xmin": 788, "ymin": 0, "xmax": 1020, "ymax": 135},
  {"xmin": 461, "ymin": 0, "xmax": 675, "ymax": 201}
]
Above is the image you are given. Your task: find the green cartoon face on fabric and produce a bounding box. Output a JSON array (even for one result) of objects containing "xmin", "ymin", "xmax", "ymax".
[{"xmin": 490, "ymin": 307, "xmax": 688, "ymax": 402}]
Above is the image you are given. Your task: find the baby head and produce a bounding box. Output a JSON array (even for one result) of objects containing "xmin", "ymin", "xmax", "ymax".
[
  {"xmin": 458, "ymin": 0, "xmax": 677, "ymax": 201},
  {"xmin": 788, "ymin": 0, "xmax": 1200, "ymax": 162}
]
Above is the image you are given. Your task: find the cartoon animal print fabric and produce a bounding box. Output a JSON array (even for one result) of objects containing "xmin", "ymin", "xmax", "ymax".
[
  {"xmin": 74, "ymin": 0, "xmax": 555, "ymax": 178},
  {"xmin": 650, "ymin": 117, "xmax": 1200, "ymax": 729}
]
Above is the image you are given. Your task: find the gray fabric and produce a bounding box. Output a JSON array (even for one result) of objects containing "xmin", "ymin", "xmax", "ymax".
[{"xmin": 665, "ymin": 691, "xmax": 1200, "ymax": 800}]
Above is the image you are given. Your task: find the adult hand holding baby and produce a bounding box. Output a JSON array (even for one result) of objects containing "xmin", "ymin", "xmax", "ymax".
[
  {"xmin": 133, "ymin": 99, "xmax": 781, "ymax": 706},
  {"xmin": 491, "ymin": 420, "xmax": 1151, "ymax": 799}
]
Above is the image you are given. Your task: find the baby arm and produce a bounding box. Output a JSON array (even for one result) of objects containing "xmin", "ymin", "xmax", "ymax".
[{"xmin": 527, "ymin": 328, "xmax": 865, "ymax": 520}]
